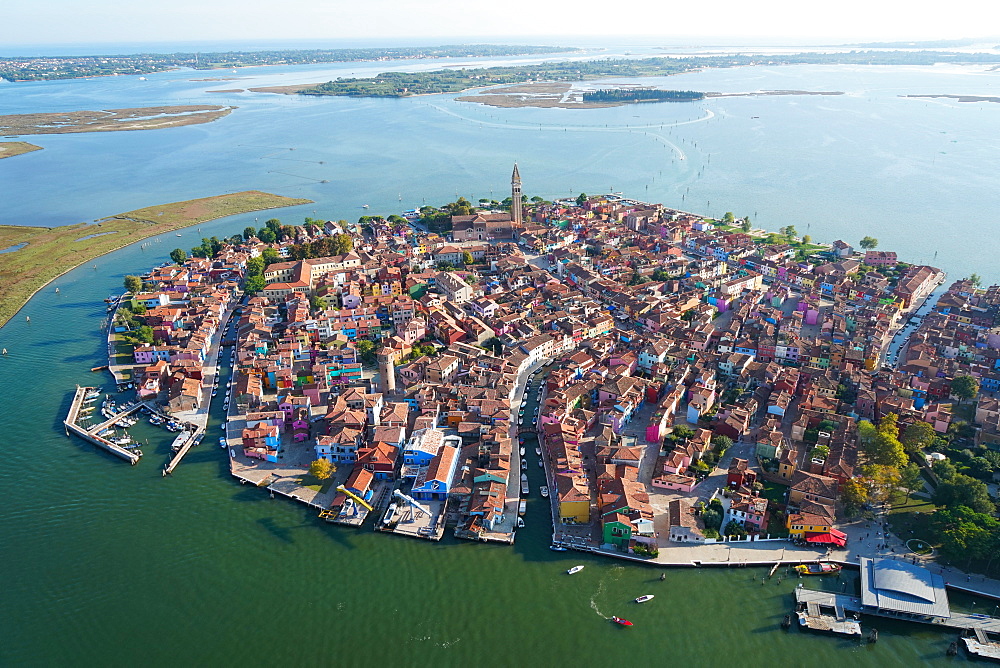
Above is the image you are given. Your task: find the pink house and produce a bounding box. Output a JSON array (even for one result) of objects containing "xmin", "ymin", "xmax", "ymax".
[{"xmin": 652, "ymin": 472, "xmax": 697, "ymax": 492}]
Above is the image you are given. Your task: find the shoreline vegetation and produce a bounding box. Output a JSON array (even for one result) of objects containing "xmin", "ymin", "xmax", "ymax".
[
  {"xmin": 0, "ymin": 45, "xmax": 580, "ymax": 81},
  {"xmin": 455, "ymin": 83, "xmax": 845, "ymax": 109},
  {"xmin": 0, "ymin": 141, "xmax": 43, "ymax": 158},
  {"xmin": 0, "ymin": 191, "xmax": 311, "ymax": 328},
  {"xmin": 291, "ymin": 50, "xmax": 1000, "ymax": 99},
  {"xmin": 0, "ymin": 106, "xmax": 235, "ymax": 135}
]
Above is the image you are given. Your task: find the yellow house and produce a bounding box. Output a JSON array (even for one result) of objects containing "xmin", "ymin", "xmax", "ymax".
[
  {"xmin": 558, "ymin": 477, "xmax": 591, "ymax": 524},
  {"xmin": 786, "ymin": 512, "xmax": 832, "ymax": 537}
]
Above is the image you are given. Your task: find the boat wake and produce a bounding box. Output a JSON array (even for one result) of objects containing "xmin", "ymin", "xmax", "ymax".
[{"xmin": 589, "ymin": 565, "xmax": 627, "ymax": 619}]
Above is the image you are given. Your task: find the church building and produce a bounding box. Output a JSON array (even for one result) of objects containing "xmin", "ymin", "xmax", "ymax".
[{"xmin": 450, "ymin": 164, "xmax": 524, "ymax": 242}]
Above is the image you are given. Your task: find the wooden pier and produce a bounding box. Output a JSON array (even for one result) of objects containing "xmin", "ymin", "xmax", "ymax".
[
  {"xmin": 794, "ymin": 588, "xmax": 862, "ymax": 636},
  {"xmin": 63, "ymin": 386, "xmax": 140, "ymax": 464}
]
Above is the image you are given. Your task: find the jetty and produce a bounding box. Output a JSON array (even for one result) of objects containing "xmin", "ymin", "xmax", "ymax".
[
  {"xmin": 63, "ymin": 386, "xmax": 141, "ymax": 464},
  {"xmin": 162, "ymin": 426, "xmax": 205, "ymax": 475}
]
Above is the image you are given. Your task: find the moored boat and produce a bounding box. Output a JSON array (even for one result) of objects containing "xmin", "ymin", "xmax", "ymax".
[
  {"xmin": 611, "ymin": 616, "xmax": 633, "ymax": 626},
  {"xmin": 635, "ymin": 595, "xmax": 654, "ymax": 603},
  {"xmin": 567, "ymin": 565, "xmax": 584, "ymax": 574},
  {"xmin": 550, "ymin": 545, "xmax": 567, "ymax": 551},
  {"xmin": 795, "ymin": 562, "xmax": 841, "ymax": 576},
  {"xmin": 540, "ymin": 486, "xmax": 549, "ymax": 498}
]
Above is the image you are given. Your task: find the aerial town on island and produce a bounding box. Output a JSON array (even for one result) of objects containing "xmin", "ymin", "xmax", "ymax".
[{"xmin": 62, "ymin": 165, "xmax": 1000, "ymax": 649}]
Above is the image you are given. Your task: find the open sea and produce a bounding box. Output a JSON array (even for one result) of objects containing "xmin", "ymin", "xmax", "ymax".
[{"xmin": 2, "ymin": 41, "xmax": 999, "ymax": 666}]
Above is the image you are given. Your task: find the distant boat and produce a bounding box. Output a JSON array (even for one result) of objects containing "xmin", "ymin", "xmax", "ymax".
[
  {"xmin": 55, "ymin": 287, "xmax": 60, "ymax": 293},
  {"xmin": 2, "ymin": 348, "xmax": 6, "ymax": 355},
  {"xmin": 567, "ymin": 565, "xmax": 584, "ymax": 575},
  {"xmin": 176, "ymin": 233, "xmax": 182, "ymax": 236},
  {"xmin": 549, "ymin": 545, "xmax": 567, "ymax": 552},
  {"xmin": 635, "ymin": 595, "xmax": 654, "ymax": 604},
  {"xmin": 611, "ymin": 616, "xmax": 633, "ymax": 626},
  {"xmin": 362, "ymin": 204, "xmax": 369, "ymax": 209},
  {"xmin": 138, "ymin": 76, "xmax": 147, "ymax": 81}
]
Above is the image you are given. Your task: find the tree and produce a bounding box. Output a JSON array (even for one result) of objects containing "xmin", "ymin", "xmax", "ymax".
[
  {"xmin": 575, "ymin": 193, "xmax": 587, "ymax": 206},
  {"xmin": 169, "ymin": 248, "xmax": 187, "ymax": 265},
  {"xmin": 672, "ymin": 425, "xmax": 695, "ymax": 440},
  {"xmin": 740, "ymin": 219, "xmax": 752, "ymax": 233},
  {"xmin": 859, "ymin": 236, "xmax": 878, "ymax": 250},
  {"xmin": 332, "ymin": 233, "xmax": 354, "ymax": 256},
  {"xmin": 899, "ymin": 462, "xmax": 923, "ymax": 501},
  {"xmin": 264, "ymin": 218, "xmax": 282, "ymax": 234},
  {"xmin": 722, "ymin": 212, "xmax": 735, "ymax": 223},
  {"xmin": 951, "ymin": 375, "xmax": 979, "ymax": 404},
  {"xmin": 257, "ymin": 227, "xmax": 277, "ymax": 244},
  {"xmin": 244, "ymin": 226, "xmax": 257, "ymax": 241},
  {"xmin": 701, "ymin": 508, "xmax": 722, "ymax": 532},
  {"xmin": 462, "ymin": 251, "xmax": 474, "ymax": 265},
  {"xmin": 932, "ymin": 458, "xmax": 957, "ymax": 481},
  {"xmin": 781, "ymin": 225, "xmax": 797, "ymax": 239},
  {"xmin": 712, "ymin": 435, "xmax": 734, "ymax": 453},
  {"xmin": 841, "ymin": 477, "xmax": 868, "ymax": 515},
  {"xmin": 802, "ymin": 234, "xmax": 812, "ymax": 244},
  {"xmin": 968, "ymin": 273, "xmax": 982, "ymax": 287},
  {"xmin": 355, "ymin": 339, "xmax": 376, "ymax": 363},
  {"xmin": 811, "ymin": 444, "xmax": 831, "ymax": 460},
  {"xmin": 135, "ymin": 325, "xmax": 154, "ymax": 344},
  {"xmin": 246, "ymin": 256, "xmax": 265, "ymax": 277},
  {"xmin": 261, "ymin": 248, "xmax": 280, "ymax": 266},
  {"xmin": 861, "ymin": 464, "xmax": 901, "ymax": 504},
  {"xmin": 724, "ymin": 519, "xmax": 747, "ymax": 538},
  {"xmin": 933, "ymin": 473, "xmax": 995, "ymax": 513},
  {"xmin": 901, "ymin": 421, "xmax": 936, "ymax": 456},
  {"xmin": 123, "ymin": 275, "xmax": 143, "ymax": 294},
  {"xmin": 309, "ymin": 295, "xmax": 325, "ymax": 312},
  {"xmin": 244, "ymin": 275, "xmax": 266, "ymax": 294},
  {"xmin": 308, "ymin": 458, "xmax": 335, "ymax": 480}
]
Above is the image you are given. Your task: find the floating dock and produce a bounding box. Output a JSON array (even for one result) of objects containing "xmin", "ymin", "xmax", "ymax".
[
  {"xmin": 794, "ymin": 589, "xmax": 862, "ymax": 636},
  {"xmin": 963, "ymin": 627, "xmax": 1000, "ymax": 661}
]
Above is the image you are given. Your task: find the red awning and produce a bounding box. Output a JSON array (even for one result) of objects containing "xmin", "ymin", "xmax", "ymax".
[{"xmin": 804, "ymin": 532, "xmax": 847, "ymax": 547}]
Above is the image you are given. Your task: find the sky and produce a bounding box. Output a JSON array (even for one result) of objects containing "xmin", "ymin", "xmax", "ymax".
[{"xmin": 3, "ymin": 0, "xmax": 999, "ymax": 49}]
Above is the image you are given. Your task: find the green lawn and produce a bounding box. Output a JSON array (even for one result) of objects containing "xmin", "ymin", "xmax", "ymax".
[
  {"xmin": 299, "ymin": 474, "xmax": 336, "ymax": 493},
  {"xmin": 761, "ymin": 480, "xmax": 788, "ymax": 506},
  {"xmin": 887, "ymin": 497, "xmax": 942, "ymax": 544}
]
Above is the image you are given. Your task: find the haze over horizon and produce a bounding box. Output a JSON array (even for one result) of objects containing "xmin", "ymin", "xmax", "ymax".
[{"xmin": 4, "ymin": 0, "xmax": 998, "ymax": 49}]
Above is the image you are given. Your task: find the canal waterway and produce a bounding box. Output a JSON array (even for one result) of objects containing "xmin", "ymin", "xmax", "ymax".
[{"xmin": 2, "ymin": 44, "xmax": 1000, "ymax": 665}]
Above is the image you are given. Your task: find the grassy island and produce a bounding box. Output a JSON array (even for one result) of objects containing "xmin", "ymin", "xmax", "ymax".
[
  {"xmin": 0, "ymin": 191, "xmax": 312, "ymax": 328},
  {"xmin": 0, "ymin": 141, "xmax": 43, "ymax": 159},
  {"xmin": 0, "ymin": 105, "xmax": 234, "ymax": 136}
]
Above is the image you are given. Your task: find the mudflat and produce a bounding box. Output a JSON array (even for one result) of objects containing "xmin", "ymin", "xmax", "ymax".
[{"xmin": 0, "ymin": 105, "xmax": 235, "ymax": 135}]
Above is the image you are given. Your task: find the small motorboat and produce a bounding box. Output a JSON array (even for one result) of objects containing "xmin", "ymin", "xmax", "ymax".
[
  {"xmin": 537, "ymin": 460, "xmax": 543, "ymax": 468},
  {"xmin": 567, "ymin": 565, "xmax": 584, "ymax": 575},
  {"xmin": 550, "ymin": 545, "xmax": 567, "ymax": 552},
  {"xmin": 535, "ymin": 447, "xmax": 541, "ymax": 456},
  {"xmin": 515, "ymin": 517, "xmax": 524, "ymax": 528},
  {"xmin": 520, "ymin": 447, "xmax": 525, "ymax": 456},
  {"xmin": 540, "ymin": 486, "xmax": 549, "ymax": 498},
  {"xmin": 635, "ymin": 595, "xmax": 654, "ymax": 604},
  {"xmin": 794, "ymin": 562, "xmax": 841, "ymax": 576},
  {"xmin": 781, "ymin": 614, "xmax": 792, "ymax": 629},
  {"xmin": 611, "ymin": 616, "xmax": 633, "ymax": 626}
]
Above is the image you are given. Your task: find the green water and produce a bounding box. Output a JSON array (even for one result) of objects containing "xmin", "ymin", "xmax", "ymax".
[{"xmin": 0, "ymin": 248, "xmax": 980, "ymax": 667}]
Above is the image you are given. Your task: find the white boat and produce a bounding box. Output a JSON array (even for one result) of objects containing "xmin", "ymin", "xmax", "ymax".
[
  {"xmin": 520, "ymin": 447, "xmax": 525, "ymax": 456},
  {"xmin": 537, "ymin": 460, "xmax": 543, "ymax": 468},
  {"xmin": 550, "ymin": 545, "xmax": 567, "ymax": 552},
  {"xmin": 515, "ymin": 517, "xmax": 524, "ymax": 528},
  {"xmin": 635, "ymin": 595, "xmax": 654, "ymax": 604},
  {"xmin": 535, "ymin": 447, "xmax": 541, "ymax": 456},
  {"xmin": 540, "ymin": 486, "xmax": 549, "ymax": 498},
  {"xmin": 567, "ymin": 565, "xmax": 584, "ymax": 575},
  {"xmin": 219, "ymin": 437, "xmax": 227, "ymax": 449}
]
